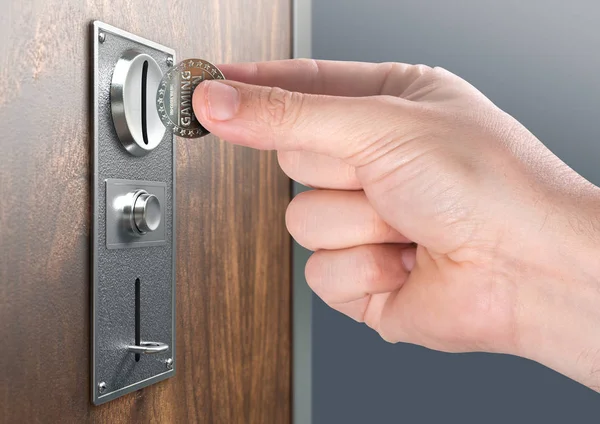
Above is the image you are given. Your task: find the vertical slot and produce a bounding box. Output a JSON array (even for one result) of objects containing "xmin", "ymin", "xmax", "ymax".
[
  {"xmin": 141, "ymin": 60, "xmax": 149, "ymax": 145},
  {"xmin": 135, "ymin": 277, "xmax": 141, "ymax": 362}
]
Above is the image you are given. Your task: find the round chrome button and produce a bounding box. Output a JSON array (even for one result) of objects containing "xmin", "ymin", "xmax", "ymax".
[{"xmin": 132, "ymin": 191, "xmax": 161, "ymax": 234}]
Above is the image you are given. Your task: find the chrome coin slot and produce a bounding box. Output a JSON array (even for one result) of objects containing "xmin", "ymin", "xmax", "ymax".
[
  {"xmin": 141, "ymin": 60, "xmax": 149, "ymax": 145},
  {"xmin": 111, "ymin": 51, "xmax": 165, "ymax": 156}
]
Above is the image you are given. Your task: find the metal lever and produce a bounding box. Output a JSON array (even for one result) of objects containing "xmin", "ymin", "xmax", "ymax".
[{"xmin": 127, "ymin": 341, "xmax": 169, "ymax": 355}]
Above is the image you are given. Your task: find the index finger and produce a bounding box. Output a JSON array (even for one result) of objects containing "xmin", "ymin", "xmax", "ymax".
[{"xmin": 218, "ymin": 59, "xmax": 428, "ymax": 97}]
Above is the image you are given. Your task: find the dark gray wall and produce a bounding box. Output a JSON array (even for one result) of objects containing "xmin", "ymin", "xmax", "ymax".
[{"xmin": 311, "ymin": 0, "xmax": 600, "ymax": 423}]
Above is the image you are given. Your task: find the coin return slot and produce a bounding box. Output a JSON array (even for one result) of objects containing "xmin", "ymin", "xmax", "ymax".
[
  {"xmin": 127, "ymin": 276, "xmax": 169, "ymax": 358},
  {"xmin": 135, "ymin": 277, "xmax": 141, "ymax": 362}
]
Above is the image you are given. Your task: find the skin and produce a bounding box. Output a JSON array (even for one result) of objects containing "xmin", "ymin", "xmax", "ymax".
[{"xmin": 192, "ymin": 59, "xmax": 600, "ymax": 392}]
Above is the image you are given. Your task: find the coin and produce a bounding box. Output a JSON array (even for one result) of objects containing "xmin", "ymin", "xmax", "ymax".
[{"xmin": 156, "ymin": 58, "xmax": 225, "ymax": 138}]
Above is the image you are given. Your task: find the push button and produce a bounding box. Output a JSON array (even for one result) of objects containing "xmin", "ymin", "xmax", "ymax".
[
  {"xmin": 122, "ymin": 189, "xmax": 162, "ymax": 236},
  {"xmin": 133, "ymin": 191, "xmax": 161, "ymax": 234}
]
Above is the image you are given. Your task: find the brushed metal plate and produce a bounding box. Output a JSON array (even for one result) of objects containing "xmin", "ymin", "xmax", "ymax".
[{"xmin": 91, "ymin": 21, "xmax": 176, "ymax": 405}]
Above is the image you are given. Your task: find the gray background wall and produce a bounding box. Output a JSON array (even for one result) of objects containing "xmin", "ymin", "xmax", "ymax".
[{"xmin": 308, "ymin": 0, "xmax": 600, "ymax": 423}]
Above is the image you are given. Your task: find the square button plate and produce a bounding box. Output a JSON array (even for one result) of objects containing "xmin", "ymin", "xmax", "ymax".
[{"xmin": 106, "ymin": 179, "xmax": 167, "ymax": 249}]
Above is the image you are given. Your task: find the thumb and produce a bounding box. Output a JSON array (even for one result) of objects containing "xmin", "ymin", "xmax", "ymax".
[{"xmin": 192, "ymin": 80, "xmax": 416, "ymax": 160}]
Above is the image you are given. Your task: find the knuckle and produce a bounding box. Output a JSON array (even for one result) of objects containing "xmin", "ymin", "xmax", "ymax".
[
  {"xmin": 276, "ymin": 150, "xmax": 293, "ymax": 170},
  {"xmin": 431, "ymin": 65, "xmax": 459, "ymax": 81},
  {"xmin": 296, "ymin": 58, "xmax": 320, "ymax": 74},
  {"xmin": 284, "ymin": 202, "xmax": 301, "ymax": 240},
  {"xmin": 304, "ymin": 253, "xmax": 325, "ymax": 293},
  {"xmin": 277, "ymin": 150, "xmax": 300, "ymax": 179},
  {"xmin": 376, "ymin": 306, "xmax": 404, "ymax": 344},
  {"xmin": 258, "ymin": 87, "xmax": 304, "ymax": 128},
  {"xmin": 377, "ymin": 62, "xmax": 433, "ymax": 92},
  {"xmin": 414, "ymin": 63, "xmax": 434, "ymax": 74},
  {"xmin": 364, "ymin": 209, "xmax": 388, "ymax": 241},
  {"xmin": 378, "ymin": 328, "xmax": 400, "ymax": 344},
  {"xmin": 285, "ymin": 192, "xmax": 311, "ymax": 248},
  {"xmin": 358, "ymin": 247, "xmax": 384, "ymax": 289}
]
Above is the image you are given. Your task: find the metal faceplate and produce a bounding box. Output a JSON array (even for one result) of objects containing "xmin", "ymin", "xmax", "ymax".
[{"xmin": 91, "ymin": 21, "xmax": 176, "ymax": 405}]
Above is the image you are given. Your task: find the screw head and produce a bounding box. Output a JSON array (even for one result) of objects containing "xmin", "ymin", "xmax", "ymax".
[
  {"xmin": 98, "ymin": 32, "xmax": 106, "ymax": 43},
  {"xmin": 98, "ymin": 381, "xmax": 107, "ymax": 394},
  {"xmin": 165, "ymin": 358, "xmax": 173, "ymax": 370},
  {"xmin": 166, "ymin": 56, "xmax": 174, "ymax": 67}
]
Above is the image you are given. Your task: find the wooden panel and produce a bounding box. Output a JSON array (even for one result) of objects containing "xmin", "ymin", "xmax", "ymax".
[{"xmin": 0, "ymin": 1, "xmax": 291, "ymax": 423}]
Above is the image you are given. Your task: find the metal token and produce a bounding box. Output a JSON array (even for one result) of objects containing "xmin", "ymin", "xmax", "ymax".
[{"xmin": 156, "ymin": 58, "xmax": 225, "ymax": 138}]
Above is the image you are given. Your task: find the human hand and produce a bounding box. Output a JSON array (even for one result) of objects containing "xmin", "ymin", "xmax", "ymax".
[{"xmin": 193, "ymin": 59, "xmax": 600, "ymax": 390}]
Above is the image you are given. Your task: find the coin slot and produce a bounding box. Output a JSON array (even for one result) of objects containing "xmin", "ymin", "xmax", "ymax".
[
  {"xmin": 135, "ymin": 277, "xmax": 141, "ymax": 362},
  {"xmin": 111, "ymin": 51, "xmax": 165, "ymax": 156},
  {"xmin": 141, "ymin": 60, "xmax": 149, "ymax": 145}
]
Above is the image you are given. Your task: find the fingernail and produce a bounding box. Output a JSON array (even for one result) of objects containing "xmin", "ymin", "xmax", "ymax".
[
  {"xmin": 204, "ymin": 81, "xmax": 239, "ymax": 121},
  {"xmin": 401, "ymin": 249, "xmax": 416, "ymax": 272}
]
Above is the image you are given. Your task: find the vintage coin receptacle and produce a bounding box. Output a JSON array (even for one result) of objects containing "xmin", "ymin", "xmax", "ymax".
[{"xmin": 91, "ymin": 21, "xmax": 176, "ymax": 405}]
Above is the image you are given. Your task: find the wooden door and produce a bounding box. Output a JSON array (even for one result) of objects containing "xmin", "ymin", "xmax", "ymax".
[{"xmin": 0, "ymin": 1, "xmax": 291, "ymax": 422}]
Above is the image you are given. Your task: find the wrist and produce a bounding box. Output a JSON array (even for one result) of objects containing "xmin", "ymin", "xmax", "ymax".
[{"xmin": 514, "ymin": 192, "xmax": 600, "ymax": 390}]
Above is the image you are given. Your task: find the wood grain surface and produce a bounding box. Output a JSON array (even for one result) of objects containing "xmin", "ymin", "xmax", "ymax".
[{"xmin": 0, "ymin": 0, "xmax": 292, "ymax": 422}]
